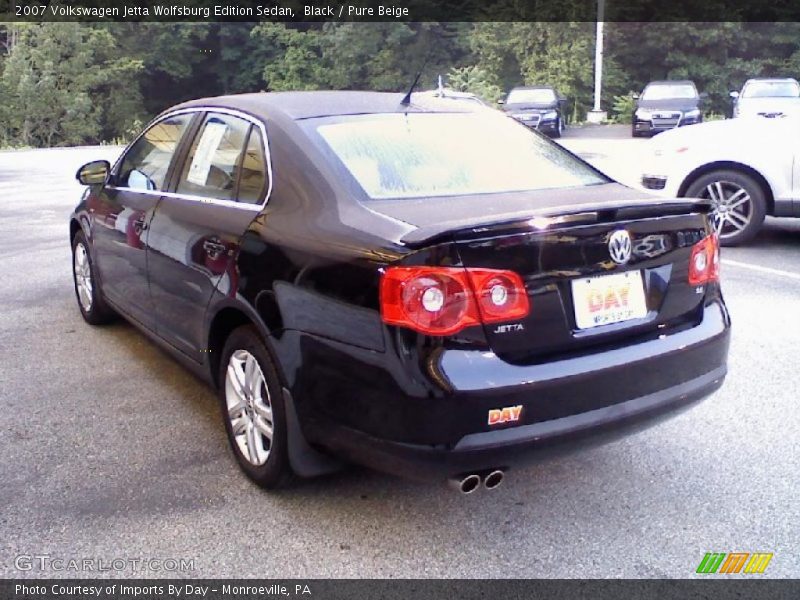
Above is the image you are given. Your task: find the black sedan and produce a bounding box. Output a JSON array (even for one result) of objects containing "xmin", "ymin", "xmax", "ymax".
[
  {"xmin": 71, "ymin": 91, "xmax": 730, "ymax": 493},
  {"xmin": 501, "ymin": 86, "xmax": 565, "ymax": 137},
  {"xmin": 632, "ymin": 80, "xmax": 704, "ymax": 137}
]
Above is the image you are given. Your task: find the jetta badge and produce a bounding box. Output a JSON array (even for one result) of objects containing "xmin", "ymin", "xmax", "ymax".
[{"xmin": 608, "ymin": 229, "xmax": 633, "ymax": 265}]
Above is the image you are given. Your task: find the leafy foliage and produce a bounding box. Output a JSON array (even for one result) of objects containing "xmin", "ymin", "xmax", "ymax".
[
  {"xmin": 445, "ymin": 65, "xmax": 503, "ymax": 103},
  {"xmin": 1, "ymin": 24, "xmax": 142, "ymax": 147},
  {"xmin": 610, "ymin": 94, "xmax": 636, "ymax": 124},
  {"xmin": 3, "ymin": 22, "xmax": 800, "ymax": 147}
]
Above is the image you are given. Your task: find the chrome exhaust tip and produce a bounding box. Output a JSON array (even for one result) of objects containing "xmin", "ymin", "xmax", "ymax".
[
  {"xmin": 449, "ymin": 474, "xmax": 481, "ymax": 495},
  {"xmin": 484, "ymin": 469, "xmax": 505, "ymax": 490}
]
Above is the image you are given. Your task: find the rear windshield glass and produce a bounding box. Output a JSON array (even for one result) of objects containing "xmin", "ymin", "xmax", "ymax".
[
  {"xmin": 742, "ymin": 80, "xmax": 800, "ymax": 98},
  {"xmin": 641, "ymin": 84, "xmax": 697, "ymax": 100},
  {"xmin": 507, "ymin": 88, "xmax": 557, "ymax": 104},
  {"xmin": 313, "ymin": 113, "xmax": 607, "ymax": 200}
]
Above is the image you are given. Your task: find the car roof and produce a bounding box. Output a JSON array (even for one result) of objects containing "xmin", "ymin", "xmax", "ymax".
[
  {"xmin": 417, "ymin": 89, "xmax": 479, "ymax": 99},
  {"xmin": 509, "ymin": 85, "xmax": 556, "ymax": 91},
  {"xmin": 645, "ymin": 80, "xmax": 696, "ymax": 86},
  {"xmin": 170, "ymin": 90, "xmax": 481, "ymax": 121},
  {"xmin": 744, "ymin": 77, "xmax": 799, "ymax": 84}
]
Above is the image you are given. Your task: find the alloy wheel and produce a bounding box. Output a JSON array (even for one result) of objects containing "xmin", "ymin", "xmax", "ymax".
[
  {"xmin": 702, "ymin": 180, "xmax": 753, "ymax": 240},
  {"xmin": 73, "ymin": 242, "xmax": 93, "ymax": 312},
  {"xmin": 224, "ymin": 349, "xmax": 274, "ymax": 466}
]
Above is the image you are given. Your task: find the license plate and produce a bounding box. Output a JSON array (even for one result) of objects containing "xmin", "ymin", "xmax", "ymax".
[{"xmin": 571, "ymin": 270, "xmax": 648, "ymax": 329}]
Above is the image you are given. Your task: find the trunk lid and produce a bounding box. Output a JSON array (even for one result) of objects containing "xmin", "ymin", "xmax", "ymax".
[
  {"xmin": 378, "ymin": 186, "xmax": 713, "ymax": 364},
  {"xmin": 454, "ymin": 210, "xmax": 711, "ymax": 363},
  {"xmin": 371, "ymin": 183, "xmax": 705, "ymax": 247}
]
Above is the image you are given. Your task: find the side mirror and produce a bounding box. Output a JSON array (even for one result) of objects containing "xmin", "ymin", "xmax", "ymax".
[
  {"xmin": 76, "ymin": 160, "xmax": 110, "ymax": 186},
  {"xmin": 497, "ymin": 99, "xmax": 505, "ymax": 105},
  {"xmin": 631, "ymin": 92, "xmax": 640, "ymax": 100},
  {"xmin": 699, "ymin": 92, "xmax": 709, "ymax": 99},
  {"xmin": 729, "ymin": 91, "xmax": 740, "ymax": 99}
]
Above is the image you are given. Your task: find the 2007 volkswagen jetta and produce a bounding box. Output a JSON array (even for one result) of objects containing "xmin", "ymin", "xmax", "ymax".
[{"xmin": 70, "ymin": 91, "xmax": 730, "ymax": 492}]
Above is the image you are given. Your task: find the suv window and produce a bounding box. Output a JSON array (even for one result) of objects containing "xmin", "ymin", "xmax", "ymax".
[
  {"xmin": 177, "ymin": 113, "xmax": 258, "ymax": 202},
  {"xmin": 117, "ymin": 114, "xmax": 193, "ymax": 191}
]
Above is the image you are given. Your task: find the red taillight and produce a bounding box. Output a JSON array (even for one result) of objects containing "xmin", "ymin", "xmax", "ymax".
[
  {"xmin": 467, "ymin": 269, "xmax": 530, "ymax": 323},
  {"xmin": 688, "ymin": 234, "xmax": 720, "ymax": 286},
  {"xmin": 380, "ymin": 267, "xmax": 530, "ymax": 336}
]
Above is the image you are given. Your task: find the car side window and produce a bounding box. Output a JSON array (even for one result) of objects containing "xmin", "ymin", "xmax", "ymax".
[
  {"xmin": 237, "ymin": 127, "xmax": 268, "ymax": 204},
  {"xmin": 117, "ymin": 114, "xmax": 193, "ymax": 191},
  {"xmin": 176, "ymin": 113, "xmax": 251, "ymax": 201}
]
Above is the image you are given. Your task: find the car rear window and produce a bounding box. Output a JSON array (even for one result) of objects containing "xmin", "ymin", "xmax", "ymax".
[{"xmin": 314, "ymin": 113, "xmax": 607, "ymax": 200}]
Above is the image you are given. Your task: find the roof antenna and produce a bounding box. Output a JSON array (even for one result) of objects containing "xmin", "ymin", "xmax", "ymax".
[
  {"xmin": 400, "ymin": 51, "xmax": 432, "ymax": 106},
  {"xmin": 400, "ymin": 70, "xmax": 424, "ymax": 105}
]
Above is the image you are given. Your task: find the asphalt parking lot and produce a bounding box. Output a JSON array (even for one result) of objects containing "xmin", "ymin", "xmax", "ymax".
[{"xmin": 1, "ymin": 126, "xmax": 798, "ymax": 579}]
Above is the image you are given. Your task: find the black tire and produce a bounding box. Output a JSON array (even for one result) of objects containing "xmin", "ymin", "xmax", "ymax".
[
  {"xmin": 71, "ymin": 230, "xmax": 116, "ymax": 325},
  {"xmin": 218, "ymin": 325, "xmax": 293, "ymax": 489},
  {"xmin": 551, "ymin": 117, "xmax": 562, "ymax": 139},
  {"xmin": 684, "ymin": 169, "xmax": 766, "ymax": 246}
]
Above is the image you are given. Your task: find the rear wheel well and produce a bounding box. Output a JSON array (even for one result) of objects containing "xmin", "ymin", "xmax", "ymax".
[
  {"xmin": 679, "ymin": 161, "xmax": 775, "ymax": 215},
  {"xmin": 70, "ymin": 219, "xmax": 81, "ymax": 243},
  {"xmin": 207, "ymin": 308, "xmax": 254, "ymax": 388}
]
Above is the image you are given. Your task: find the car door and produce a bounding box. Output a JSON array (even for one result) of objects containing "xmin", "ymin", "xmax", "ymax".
[
  {"xmin": 146, "ymin": 110, "xmax": 270, "ymax": 360},
  {"xmin": 91, "ymin": 113, "xmax": 195, "ymax": 329}
]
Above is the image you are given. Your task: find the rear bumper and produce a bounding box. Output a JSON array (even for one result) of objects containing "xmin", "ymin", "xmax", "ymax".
[
  {"xmin": 318, "ymin": 365, "xmax": 725, "ymax": 482},
  {"xmin": 304, "ymin": 301, "xmax": 730, "ymax": 481}
]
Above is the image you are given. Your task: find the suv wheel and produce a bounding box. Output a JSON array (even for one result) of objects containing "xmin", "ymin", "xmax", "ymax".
[
  {"xmin": 685, "ymin": 169, "xmax": 766, "ymax": 246},
  {"xmin": 552, "ymin": 117, "xmax": 563, "ymax": 138}
]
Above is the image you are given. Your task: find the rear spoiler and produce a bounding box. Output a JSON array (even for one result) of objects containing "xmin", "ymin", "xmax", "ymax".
[{"xmin": 400, "ymin": 197, "xmax": 712, "ymax": 247}]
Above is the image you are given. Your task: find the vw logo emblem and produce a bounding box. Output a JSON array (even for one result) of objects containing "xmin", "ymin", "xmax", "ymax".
[{"xmin": 608, "ymin": 230, "xmax": 633, "ymax": 265}]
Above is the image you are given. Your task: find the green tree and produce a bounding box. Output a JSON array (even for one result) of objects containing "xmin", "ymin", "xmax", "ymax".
[
  {"xmin": 250, "ymin": 22, "xmax": 472, "ymax": 93},
  {"xmin": 111, "ymin": 23, "xmax": 215, "ymax": 115},
  {"xmin": 1, "ymin": 23, "xmax": 143, "ymax": 147},
  {"xmin": 605, "ymin": 22, "xmax": 800, "ymax": 116},
  {"xmin": 321, "ymin": 22, "xmax": 417, "ymax": 91},
  {"xmin": 218, "ymin": 23, "xmax": 274, "ymax": 94},
  {"xmin": 467, "ymin": 22, "xmax": 623, "ymax": 120},
  {"xmin": 250, "ymin": 24, "xmax": 327, "ymax": 91},
  {"xmin": 445, "ymin": 65, "xmax": 503, "ymax": 103}
]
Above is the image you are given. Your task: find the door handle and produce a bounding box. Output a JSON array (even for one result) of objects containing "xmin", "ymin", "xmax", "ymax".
[
  {"xmin": 133, "ymin": 216, "xmax": 148, "ymax": 235},
  {"xmin": 203, "ymin": 239, "xmax": 227, "ymax": 260}
]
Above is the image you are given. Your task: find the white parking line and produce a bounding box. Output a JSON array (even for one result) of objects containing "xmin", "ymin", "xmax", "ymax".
[{"xmin": 722, "ymin": 258, "xmax": 800, "ymax": 281}]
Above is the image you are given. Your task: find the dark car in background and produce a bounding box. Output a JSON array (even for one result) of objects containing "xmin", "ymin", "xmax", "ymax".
[
  {"xmin": 70, "ymin": 91, "xmax": 730, "ymax": 493},
  {"xmin": 501, "ymin": 85, "xmax": 566, "ymax": 137},
  {"xmin": 632, "ymin": 80, "xmax": 704, "ymax": 137}
]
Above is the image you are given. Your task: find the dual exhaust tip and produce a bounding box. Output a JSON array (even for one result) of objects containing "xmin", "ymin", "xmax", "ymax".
[{"xmin": 450, "ymin": 469, "xmax": 505, "ymax": 494}]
